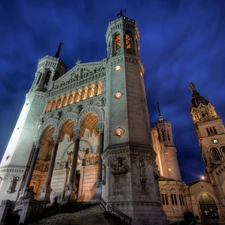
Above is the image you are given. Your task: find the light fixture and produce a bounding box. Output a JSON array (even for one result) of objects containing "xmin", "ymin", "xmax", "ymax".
[
  {"xmin": 115, "ymin": 128, "xmax": 124, "ymax": 137},
  {"xmin": 114, "ymin": 65, "xmax": 121, "ymax": 71},
  {"xmin": 114, "ymin": 92, "xmax": 122, "ymax": 99}
]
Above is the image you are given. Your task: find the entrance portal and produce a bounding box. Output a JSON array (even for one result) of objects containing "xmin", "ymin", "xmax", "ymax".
[{"xmin": 199, "ymin": 193, "xmax": 219, "ymax": 219}]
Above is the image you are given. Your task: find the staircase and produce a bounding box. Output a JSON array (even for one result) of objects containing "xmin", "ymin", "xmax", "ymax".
[{"xmin": 29, "ymin": 203, "xmax": 128, "ymax": 225}]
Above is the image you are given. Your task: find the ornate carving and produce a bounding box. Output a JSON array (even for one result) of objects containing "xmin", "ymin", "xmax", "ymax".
[
  {"xmin": 85, "ymin": 153, "xmax": 99, "ymax": 166},
  {"xmin": 132, "ymin": 156, "xmax": 151, "ymax": 184},
  {"xmin": 34, "ymin": 161, "xmax": 49, "ymax": 172},
  {"xmin": 54, "ymin": 159, "xmax": 67, "ymax": 170},
  {"xmin": 6, "ymin": 176, "xmax": 20, "ymax": 194},
  {"xmin": 110, "ymin": 157, "xmax": 130, "ymax": 175}
]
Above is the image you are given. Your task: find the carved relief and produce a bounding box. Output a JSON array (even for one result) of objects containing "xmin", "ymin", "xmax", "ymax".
[
  {"xmin": 132, "ymin": 156, "xmax": 151, "ymax": 184},
  {"xmin": 54, "ymin": 159, "xmax": 67, "ymax": 170},
  {"xmin": 110, "ymin": 157, "xmax": 130, "ymax": 175},
  {"xmin": 85, "ymin": 152, "xmax": 99, "ymax": 166},
  {"xmin": 6, "ymin": 176, "xmax": 20, "ymax": 194},
  {"xmin": 34, "ymin": 161, "xmax": 49, "ymax": 172}
]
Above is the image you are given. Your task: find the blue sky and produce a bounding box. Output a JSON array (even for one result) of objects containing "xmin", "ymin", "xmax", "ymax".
[{"xmin": 1, "ymin": 0, "xmax": 225, "ymax": 183}]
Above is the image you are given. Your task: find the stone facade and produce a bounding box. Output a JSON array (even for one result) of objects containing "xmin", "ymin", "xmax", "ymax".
[{"xmin": 0, "ymin": 15, "xmax": 225, "ymax": 224}]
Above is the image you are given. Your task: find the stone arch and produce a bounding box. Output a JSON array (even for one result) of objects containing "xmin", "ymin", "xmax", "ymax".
[
  {"xmin": 198, "ymin": 192, "xmax": 219, "ymax": 219},
  {"xmin": 34, "ymin": 118, "xmax": 57, "ymax": 143},
  {"xmin": 78, "ymin": 105, "xmax": 105, "ymax": 125},
  {"xmin": 58, "ymin": 112, "xmax": 78, "ymax": 133}
]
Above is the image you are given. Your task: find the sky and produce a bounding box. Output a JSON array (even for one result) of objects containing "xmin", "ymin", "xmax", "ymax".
[{"xmin": 1, "ymin": 0, "xmax": 225, "ymax": 184}]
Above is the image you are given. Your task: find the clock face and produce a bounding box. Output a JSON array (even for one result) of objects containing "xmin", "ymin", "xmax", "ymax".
[{"xmin": 212, "ymin": 139, "xmax": 219, "ymax": 144}]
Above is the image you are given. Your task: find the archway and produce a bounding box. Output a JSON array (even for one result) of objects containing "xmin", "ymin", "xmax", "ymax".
[
  {"xmin": 30, "ymin": 125, "xmax": 55, "ymax": 199},
  {"xmin": 199, "ymin": 193, "xmax": 219, "ymax": 219}
]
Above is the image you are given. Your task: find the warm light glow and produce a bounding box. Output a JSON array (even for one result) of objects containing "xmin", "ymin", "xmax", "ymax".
[
  {"xmin": 114, "ymin": 92, "xmax": 122, "ymax": 99},
  {"xmin": 168, "ymin": 168, "xmax": 172, "ymax": 171},
  {"xmin": 125, "ymin": 33, "xmax": 131, "ymax": 49},
  {"xmin": 115, "ymin": 128, "xmax": 124, "ymax": 137},
  {"xmin": 115, "ymin": 34, "xmax": 121, "ymax": 50},
  {"xmin": 201, "ymin": 176, "xmax": 205, "ymax": 180},
  {"xmin": 114, "ymin": 65, "xmax": 121, "ymax": 71}
]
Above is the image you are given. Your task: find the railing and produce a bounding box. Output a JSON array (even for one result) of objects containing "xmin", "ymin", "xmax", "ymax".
[
  {"xmin": 37, "ymin": 204, "xmax": 62, "ymax": 225},
  {"xmin": 100, "ymin": 198, "xmax": 132, "ymax": 225}
]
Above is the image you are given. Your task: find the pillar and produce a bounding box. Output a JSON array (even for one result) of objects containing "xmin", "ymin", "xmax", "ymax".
[
  {"xmin": 62, "ymin": 127, "xmax": 80, "ymax": 203},
  {"xmin": 92, "ymin": 122, "xmax": 104, "ymax": 202},
  {"xmin": 17, "ymin": 139, "xmax": 40, "ymax": 200},
  {"xmin": 39, "ymin": 133, "xmax": 59, "ymax": 202}
]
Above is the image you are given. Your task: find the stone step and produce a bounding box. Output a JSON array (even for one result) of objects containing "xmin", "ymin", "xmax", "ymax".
[{"xmin": 29, "ymin": 203, "xmax": 128, "ymax": 225}]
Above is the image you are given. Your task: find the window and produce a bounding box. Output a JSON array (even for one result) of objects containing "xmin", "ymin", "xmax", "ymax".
[
  {"xmin": 88, "ymin": 84, "xmax": 95, "ymax": 98},
  {"xmin": 171, "ymin": 194, "xmax": 178, "ymax": 205},
  {"xmin": 44, "ymin": 71, "xmax": 51, "ymax": 85},
  {"xmin": 179, "ymin": 194, "xmax": 185, "ymax": 205},
  {"xmin": 221, "ymin": 146, "xmax": 225, "ymax": 154},
  {"xmin": 125, "ymin": 33, "xmax": 131, "ymax": 49},
  {"xmin": 36, "ymin": 72, "xmax": 42, "ymax": 85},
  {"xmin": 96, "ymin": 82, "xmax": 102, "ymax": 95},
  {"xmin": 115, "ymin": 34, "xmax": 121, "ymax": 50},
  {"xmin": 82, "ymin": 87, "xmax": 88, "ymax": 100},
  {"xmin": 211, "ymin": 148, "xmax": 220, "ymax": 161},
  {"xmin": 213, "ymin": 127, "xmax": 217, "ymax": 135},
  {"xmin": 161, "ymin": 194, "xmax": 169, "ymax": 205},
  {"xmin": 161, "ymin": 129, "xmax": 166, "ymax": 141},
  {"xmin": 53, "ymin": 71, "xmax": 60, "ymax": 81}
]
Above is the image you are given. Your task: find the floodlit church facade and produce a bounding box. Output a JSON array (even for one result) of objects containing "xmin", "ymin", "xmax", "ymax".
[{"xmin": 0, "ymin": 14, "xmax": 225, "ymax": 224}]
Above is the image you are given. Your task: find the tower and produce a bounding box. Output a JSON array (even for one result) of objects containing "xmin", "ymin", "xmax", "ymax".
[
  {"xmin": 189, "ymin": 82, "xmax": 225, "ymax": 217},
  {"xmin": 0, "ymin": 47, "xmax": 66, "ymax": 202},
  {"xmin": 102, "ymin": 13, "xmax": 167, "ymax": 224},
  {"xmin": 152, "ymin": 104, "xmax": 182, "ymax": 181}
]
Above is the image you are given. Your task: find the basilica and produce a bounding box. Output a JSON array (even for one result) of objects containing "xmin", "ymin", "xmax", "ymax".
[{"xmin": 0, "ymin": 13, "xmax": 225, "ymax": 225}]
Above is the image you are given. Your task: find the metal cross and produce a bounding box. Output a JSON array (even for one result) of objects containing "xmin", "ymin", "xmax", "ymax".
[{"xmin": 117, "ymin": 9, "xmax": 126, "ymax": 17}]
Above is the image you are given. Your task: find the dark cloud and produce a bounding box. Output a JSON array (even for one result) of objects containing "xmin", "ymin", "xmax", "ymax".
[{"xmin": 1, "ymin": 0, "xmax": 225, "ymax": 183}]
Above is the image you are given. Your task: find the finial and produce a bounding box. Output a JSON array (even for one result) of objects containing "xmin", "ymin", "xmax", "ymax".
[
  {"xmin": 76, "ymin": 59, "xmax": 82, "ymax": 65},
  {"xmin": 55, "ymin": 42, "xmax": 64, "ymax": 58},
  {"xmin": 189, "ymin": 82, "xmax": 196, "ymax": 91},
  {"xmin": 157, "ymin": 103, "xmax": 163, "ymax": 122},
  {"xmin": 117, "ymin": 9, "xmax": 126, "ymax": 17}
]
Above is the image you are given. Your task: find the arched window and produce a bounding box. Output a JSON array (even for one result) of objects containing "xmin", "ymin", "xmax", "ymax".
[
  {"xmin": 221, "ymin": 146, "xmax": 225, "ymax": 154},
  {"xmin": 63, "ymin": 94, "xmax": 69, "ymax": 107},
  {"xmin": 213, "ymin": 127, "xmax": 217, "ymax": 135},
  {"xmin": 57, "ymin": 96, "xmax": 63, "ymax": 109},
  {"xmin": 75, "ymin": 89, "xmax": 82, "ymax": 102},
  {"xmin": 199, "ymin": 193, "xmax": 218, "ymax": 219},
  {"xmin": 170, "ymin": 189, "xmax": 177, "ymax": 205},
  {"xmin": 157, "ymin": 129, "xmax": 161, "ymax": 141},
  {"xmin": 51, "ymin": 98, "xmax": 58, "ymax": 110},
  {"xmin": 53, "ymin": 71, "xmax": 60, "ymax": 81},
  {"xmin": 44, "ymin": 71, "xmax": 51, "ymax": 85},
  {"xmin": 69, "ymin": 92, "xmax": 75, "ymax": 105},
  {"xmin": 82, "ymin": 87, "xmax": 88, "ymax": 100},
  {"xmin": 89, "ymin": 84, "xmax": 95, "ymax": 98},
  {"xmin": 161, "ymin": 189, "xmax": 169, "ymax": 205},
  {"xmin": 46, "ymin": 100, "xmax": 53, "ymax": 112},
  {"xmin": 125, "ymin": 33, "xmax": 131, "ymax": 49},
  {"xmin": 36, "ymin": 72, "xmax": 42, "ymax": 85},
  {"xmin": 167, "ymin": 130, "xmax": 170, "ymax": 141},
  {"xmin": 115, "ymin": 34, "xmax": 121, "ymax": 50},
  {"xmin": 161, "ymin": 129, "xmax": 166, "ymax": 141},
  {"xmin": 96, "ymin": 82, "xmax": 102, "ymax": 95},
  {"xmin": 211, "ymin": 148, "xmax": 220, "ymax": 161}
]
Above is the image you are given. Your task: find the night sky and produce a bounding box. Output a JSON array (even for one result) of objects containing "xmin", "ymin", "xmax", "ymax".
[{"xmin": 1, "ymin": 0, "xmax": 225, "ymax": 184}]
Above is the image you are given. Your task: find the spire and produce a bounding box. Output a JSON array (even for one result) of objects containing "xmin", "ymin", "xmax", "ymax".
[
  {"xmin": 55, "ymin": 42, "xmax": 64, "ymax": 58},
  {"xmin": 157, "ymin": 103, "xmax": 164, "ymax": 122},
  {"xmin": 117, "ymin": 9, "xmax": 126, "ymax": 17},
  {"xmin": 189, "ymin": 82, "xmax": 209, "ymax": 108}
]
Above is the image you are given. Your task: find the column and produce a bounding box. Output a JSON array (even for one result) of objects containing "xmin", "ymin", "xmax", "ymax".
[
  {"xmin": 92, "ymin": 122, "xmax": 104, "ymax": 202},
  {"xmin": 39, "ymin": 133, "xmax": 59, "ymax": 202},
  {"xmin": 17, "ymin": 139, "xmax": 40, "ymax": 200},
  {"xmin": 63, "ymin": 127, "xmax": 80, "ymax": 203}
]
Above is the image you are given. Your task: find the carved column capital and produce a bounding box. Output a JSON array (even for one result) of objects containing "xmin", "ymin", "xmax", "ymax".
[
  {"xmin": 73, "ymin": 127, "xmax": 80, "ymax": 139},
  {"xmin": 52, "ymin": 133, "xmax": 59, "ymax": 143},
  {"xmin": 33, "ymin": 138, "xmax": 40, "ymax": 148},
  {"xmin": 97, "ymin": 122, "xmax": 104, "ymax": 133}
]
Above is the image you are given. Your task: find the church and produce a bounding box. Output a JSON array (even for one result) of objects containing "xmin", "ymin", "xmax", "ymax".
[{"xmin": 0, "ymin": 13, "xmax": 225, "ymax": 225}]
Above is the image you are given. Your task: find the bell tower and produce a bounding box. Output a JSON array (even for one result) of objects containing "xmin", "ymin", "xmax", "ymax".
[
  {"xmin": 152, "ymin": 104, "xmax": 182, "ymax": 181},
  {"xmin": 189, "ymin": 82, "xmax": 225, "ymax": 170},
  {"xmin": 102, "ymin": 12, "xmax": 167, "ymax": 225},
  {"xmin": 189, "ymin": 82, "xmax": 225, "ymax": 217},
  {"xmin": 0, "ymin": 45, "xmax": 66, "ymax": 202}
]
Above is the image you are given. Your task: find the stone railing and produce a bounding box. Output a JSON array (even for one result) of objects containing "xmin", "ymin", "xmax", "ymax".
[{"xmin": 100, "ymin": 198, "xmax": 132, "ymax": 225}]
